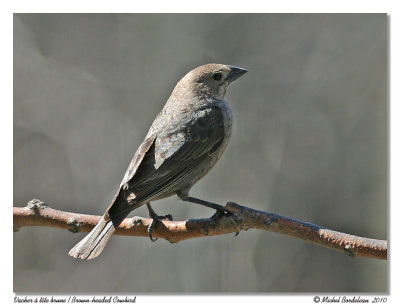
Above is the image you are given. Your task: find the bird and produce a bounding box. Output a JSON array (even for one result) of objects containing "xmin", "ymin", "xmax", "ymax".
[{"xmin": 68, "ymin": 63, "xmax": 247, "ymax": 260}]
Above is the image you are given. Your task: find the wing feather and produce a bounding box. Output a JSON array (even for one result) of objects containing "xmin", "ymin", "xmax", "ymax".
[{"xmin": 125, "ymin": 106, "xmax": 225, "ymax": 204}]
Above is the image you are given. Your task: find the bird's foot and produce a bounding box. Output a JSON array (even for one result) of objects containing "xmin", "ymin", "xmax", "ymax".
[
  {"xmin": 209, "ymin": 205, "xmax": 240, "ymax": 237},
  {"xmin": 146, "ymin": 203, "xmax": 173, "ymax": 242},
  {"xmin": 179, "ymin": 196, "xmax": 241, "ymax": 237},
  {"xmin": 210, "ymin": 208, "xmax": 231, "ymax": 219}
]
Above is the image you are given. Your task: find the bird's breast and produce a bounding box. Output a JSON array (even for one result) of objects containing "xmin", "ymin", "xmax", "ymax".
[
  {"xmin": 182, "ymin": 101, "xmax": 233, "ymax": 185},
  {"xmin": 217, "ymin": 101, "xmax": 233, "ymax": 141},
  {"xmin": 207, "ymin": 101, "xmax": 232, "ymax": 164}
]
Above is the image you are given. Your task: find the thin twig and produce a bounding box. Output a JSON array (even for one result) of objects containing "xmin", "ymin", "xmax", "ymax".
[{"xmin": 13, "ymin": 199, "xmax": 387, "ymax": 260}]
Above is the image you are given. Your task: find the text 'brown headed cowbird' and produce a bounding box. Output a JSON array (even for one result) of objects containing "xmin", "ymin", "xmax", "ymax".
[{"xmin": 68, "ymin": 63, "xmax": 247, "ymax": 260}]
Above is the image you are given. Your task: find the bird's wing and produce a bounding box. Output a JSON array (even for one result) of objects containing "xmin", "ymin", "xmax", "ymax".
[
  {"xmin": 119, "ymin": 133, "xmax": 157, "ymax": 189},
  {"xmin": 125, "ymin": 105, "xmax": 226, "ymax": 204},
  {"xmin": 104, "ymin": 133, "xmax": 157, "ymax": 219}
]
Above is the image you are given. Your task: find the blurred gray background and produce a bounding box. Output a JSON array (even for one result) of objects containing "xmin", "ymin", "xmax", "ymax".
[{"xmin": 13, "ymin": 14, "xmax": 387, "ymax": 293}]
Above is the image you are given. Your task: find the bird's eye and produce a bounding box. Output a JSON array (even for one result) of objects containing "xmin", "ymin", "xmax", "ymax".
[{"xmin": 212, "ymin": 73, "xmax": 222, "ymax": 81}]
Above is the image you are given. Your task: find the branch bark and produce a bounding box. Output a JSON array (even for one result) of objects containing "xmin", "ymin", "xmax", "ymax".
[{"xmin": 13, "ymin": 199, "xmax": 387, "ymax": 260}]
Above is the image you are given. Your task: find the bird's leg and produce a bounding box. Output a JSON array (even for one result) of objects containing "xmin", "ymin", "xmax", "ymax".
[
  {"xmin": 146, "ymin": 203, "xmax": 173, "ymax": 242},
  {"xmin": 182, "ymin": 196, "xmax": 240, "ymax": 236},
  {"xmin": 183, "ymin": 197, "xmax": 232, "ymax": 217}
]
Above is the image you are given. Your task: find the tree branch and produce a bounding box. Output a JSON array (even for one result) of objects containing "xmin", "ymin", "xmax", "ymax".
[{"xmin": 13, "ymin": 199, "xmax": 387, "ymax": 260}]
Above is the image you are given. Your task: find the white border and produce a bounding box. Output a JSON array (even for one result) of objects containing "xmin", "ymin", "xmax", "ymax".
[{"xmin": 3, "ymin": 1, "xmax": 397, "ymax": 305}]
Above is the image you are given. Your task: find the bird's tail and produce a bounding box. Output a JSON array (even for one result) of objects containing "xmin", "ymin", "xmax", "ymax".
[
  {"xmin": 68, "ymin": 217, "xmax": 117, "ymax": 260},
  {"xmin": 68, "ymin": 191, "xmax": 135, "ymax": 260}
]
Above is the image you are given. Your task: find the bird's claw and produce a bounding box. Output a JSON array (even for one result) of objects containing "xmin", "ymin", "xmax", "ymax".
[
  {"xmin": 210, "ymin": 207, "xmax": 233, "ymax": 220},
  {"xmin": 147, "ymin": 219, "xmax": 159, "ymax": 242},
  {"xmin": 162, "ymin": 214, "xmax": 173, "ymax": 221},
  {"xmin": 209, "ymin": 208, "xmax": 240, "ymax": 237},
  {"xmin": 147, "ymin": 218, "xmax": 159, "ymax": 242},
  {"xmin": 146, "ymin": 203, "xmax": 173, "ymax": 242}
]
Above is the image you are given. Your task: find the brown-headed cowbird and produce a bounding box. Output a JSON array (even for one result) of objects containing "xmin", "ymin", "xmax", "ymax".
[{"xmin": 68, "ymin": 63, "xmax": 247, "ymax": 260}]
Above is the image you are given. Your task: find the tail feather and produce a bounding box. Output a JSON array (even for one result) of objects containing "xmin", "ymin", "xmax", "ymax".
[
  {"xmin": 68, "ymin": 191, "xmax": 144, "ymax": 260},
  {"xmin": 68, "ymin": 217, "xmax": 116, "ymax": 260}
]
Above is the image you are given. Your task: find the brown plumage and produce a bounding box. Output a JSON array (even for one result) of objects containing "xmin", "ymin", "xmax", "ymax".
[{"xmin": 68, "ymin": 63, "xmax": 247, "ymax": 260}]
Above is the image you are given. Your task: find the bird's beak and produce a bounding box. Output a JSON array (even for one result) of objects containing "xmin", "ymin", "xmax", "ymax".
[{"xmin": 226, "ymin": 65, "xmax": 248, "ymax": 83}]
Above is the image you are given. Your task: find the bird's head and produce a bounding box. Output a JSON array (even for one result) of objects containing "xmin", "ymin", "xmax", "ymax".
[{"xmin": 171, "ymin": 63, "xmax": 247, "ymax": 101}]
